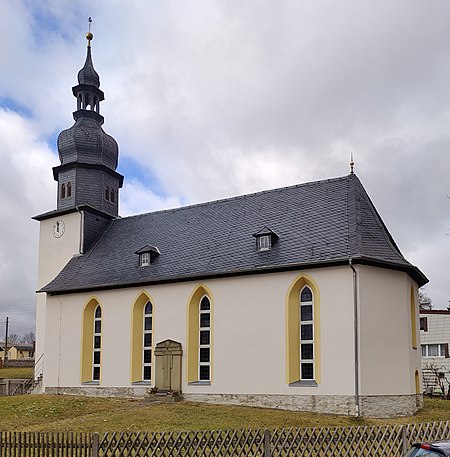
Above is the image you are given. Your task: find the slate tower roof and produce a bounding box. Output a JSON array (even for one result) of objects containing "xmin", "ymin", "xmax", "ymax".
[
  {"xmin": 41, "ymin": 173, "xmax": 427, "ymax": 294},
  {"xmin": 52, "ymin": 33, "xmax": 123, "ymax": 217}
]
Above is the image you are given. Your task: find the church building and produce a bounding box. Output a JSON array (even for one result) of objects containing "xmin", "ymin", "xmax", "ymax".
[{"xmin": 33, "ymin": 33, "xmax": 427, "ymax": 418}]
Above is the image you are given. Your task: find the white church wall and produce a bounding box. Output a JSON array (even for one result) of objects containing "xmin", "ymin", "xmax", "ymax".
[
  {"xmin": 43, "ymin": 265, "xmax": 355, "ymax": 396},
  {"xmin": 41, "ymin": 263, "xmax": 421, "ymax": 416},
  {"xmin": 35, "ymin": 212, "xmax": 82, "ymax": 378},
  {"xmin": 358, "ymin": 266, "xmax": 421, "ymax": 396}
]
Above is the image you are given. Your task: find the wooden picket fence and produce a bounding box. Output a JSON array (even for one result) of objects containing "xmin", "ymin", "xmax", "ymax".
[{"xmin": 1, "ymin": 420, "xmax": 449, "ymax": 457}]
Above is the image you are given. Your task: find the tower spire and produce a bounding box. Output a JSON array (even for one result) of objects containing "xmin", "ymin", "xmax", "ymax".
[
  {"xmin": 53, "ymin": 26, "xmax": 123, "ymax": 217},
  {"xmin": 86, "ymin": 17, "xmax": 93, "ymax": 47},
  {"xmin": 350, "ymin": 152, "xmax": 355, "ymax": 174}
]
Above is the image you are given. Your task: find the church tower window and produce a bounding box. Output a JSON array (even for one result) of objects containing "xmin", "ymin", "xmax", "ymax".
[
  {"xmin": 105, "ymin": 186, "xmax": 110, "ymax": 201},
  {"xmin": 67, "ymin": 182, "xmax": 72, "ymax": 197},
  {"xmin": 61, "ymin": 183, "xmax": 66, "ymax": 199}
]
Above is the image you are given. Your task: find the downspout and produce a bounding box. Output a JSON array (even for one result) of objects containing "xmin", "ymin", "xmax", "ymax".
[
  {"xmin": 76, "ymin": 207, "xmax": 85, "ymax": 254},
  {"xmin": 349, "ymin": 258, "xmax": 360, "ymax": 418}
]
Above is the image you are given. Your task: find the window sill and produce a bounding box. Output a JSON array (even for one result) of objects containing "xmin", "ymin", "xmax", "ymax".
[
  {"xmin": 289, "ymin": 380, "xmax": 318, "ymax": 387},
  {"xmin": 188, "ymin": 381, "xmax": 211, "ymax": 386},
  {"xmin": 82, "ymin": 381, "xmax": 100, "ymax": 385},
  {"xmin": 132, "ymin": 381, "xmax": 152, "ymax": 385}
]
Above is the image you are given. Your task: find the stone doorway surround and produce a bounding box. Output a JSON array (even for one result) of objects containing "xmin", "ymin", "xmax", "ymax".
[{"xmin": 154, "ymin": 339, "xmax": 182, "ymax": 393}]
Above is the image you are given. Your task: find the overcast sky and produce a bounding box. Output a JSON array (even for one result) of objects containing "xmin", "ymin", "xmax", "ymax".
[{"xmin": 1, "ymin": 1, "xmax": 449, "ymax": 337}]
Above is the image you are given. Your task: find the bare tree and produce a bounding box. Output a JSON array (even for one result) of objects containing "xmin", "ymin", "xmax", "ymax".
[
  {"xmin": 7, "ymin": 333, "xmax": 21, "ymax": 345},
  {"xmin": 423, "ymin": 363, "xmax": 450, "ymax": 399},
  {"xmin": 21, "ymin": 332, "xmax": 35, "ymax": 345},
  {"xmin": 419, "ymin": 287, "xmax": 432, "ymax": 310}
]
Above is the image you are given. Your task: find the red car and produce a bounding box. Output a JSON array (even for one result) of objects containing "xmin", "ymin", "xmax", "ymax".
[{"xmin": 404, "ymin": 442, "xmax": 450, "ymax": 457}]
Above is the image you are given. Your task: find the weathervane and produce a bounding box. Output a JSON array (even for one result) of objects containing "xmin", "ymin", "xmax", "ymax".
[
  {"xmin": 350, "ymin": 152, "xmax": 355, "ymax": 174},
  {"xmin": 86, "ymin": 17, "xmax": 93, "ymax": 46}
]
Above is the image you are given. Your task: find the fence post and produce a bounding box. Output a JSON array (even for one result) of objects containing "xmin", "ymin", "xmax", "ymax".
[
  {"xmin": 264, "ymin": 429, "xmax": 271, "ymax": 457},
  {"xmin": 92, "ymin": 432, "xmax": 99, "ymax": 457},
  {"xmin": 401, "ymin": 426, "xmax": 408, "ymax": 456}
]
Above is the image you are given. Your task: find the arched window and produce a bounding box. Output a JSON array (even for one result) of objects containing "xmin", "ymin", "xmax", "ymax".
[
  {"xmin": 415, "ymin": 369, "xmax": 420, "ymax": 394},
  {"xmin": 105, "ymin": 186, "xmax": 110, "ymax": 201},
  {"xmin": 187, "ymin": 286, "xmax": 213, "ymax": 383},
  {"xmin": 81, "ymin": 299, "xmax": 102, "ymax": 383},
  {"xmin": 111, "ymin": 188, "xmax": 115, "ymax": 203},
  {"xmin": 92, "ymin": 305, "xmax": 102, "ymax": 381},
  {"xmin": 130, "ymin": 293, "xmax": 155, "ymax": 383},
  {"xmin": 61, "ymin": 183, "xmax": 66, "ymax": 199},
  {"xmin": 143, "ymin": 301, "xmax": 153, "ymax": 381},
  {"xmin": 67, "ymin": 182, "xmax": 72, "ymax": 197},
  {"xmin": 199, "ymin": 296, "xmax": 211, "ymax": 381},
  {"xmin": 286, "ymin": 275, "xmax": 320, "ymax": 385},
  {"xmin": 410, "ymin": 287, "xmax": 417, "ymax": 349},
  {"xmin": 300, "ymin": 286, "xmax": 314, "ymax": 380}
]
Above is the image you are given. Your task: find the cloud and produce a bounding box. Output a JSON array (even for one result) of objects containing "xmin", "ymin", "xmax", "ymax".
[
  {"xmin": 0, "ymin": 109, "xmax": 55, "ymax": 334},
  {"xmin": 0, "ymin": 0, "xmax": 449, "ymax": 340}
]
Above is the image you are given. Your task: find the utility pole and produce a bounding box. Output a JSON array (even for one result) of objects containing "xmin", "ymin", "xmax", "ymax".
[{"xmin": 4, "ymin": 317, "xmax": 8, "ymax": 363}]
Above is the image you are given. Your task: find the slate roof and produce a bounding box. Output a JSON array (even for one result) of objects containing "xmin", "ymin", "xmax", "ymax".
[{"xmin": 40, "ymin": 173, "xmax": 427, "ymax": 294}]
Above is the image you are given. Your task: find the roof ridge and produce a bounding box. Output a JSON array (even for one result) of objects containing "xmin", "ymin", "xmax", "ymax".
[
  {"xmin": 354, "ymin": 177, "xmax": 406, "ymax": 259},
  {"xmin": 118, "ymin": 174, "xmax": 354, "ymax": 221}
]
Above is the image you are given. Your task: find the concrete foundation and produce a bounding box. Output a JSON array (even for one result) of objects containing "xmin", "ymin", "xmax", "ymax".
[{"xmin": 43, "ymin": 386, "xmax": 423, "ymax": 418}]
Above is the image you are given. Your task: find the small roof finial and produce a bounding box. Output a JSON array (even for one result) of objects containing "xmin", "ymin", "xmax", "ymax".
[
  {"xmin": 350, "ymin": 152, "xmax": 355, "ymax": 174},
  {"xmin": 86, "ymin": 17, "xmax": 93, "ymax": 47}
]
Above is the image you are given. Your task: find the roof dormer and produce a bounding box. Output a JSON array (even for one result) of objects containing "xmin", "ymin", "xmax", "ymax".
[
  {"xmin": 252, "ymin": 226, "xmax": 279, "ymax": 252},
  {"xmin": 135, "ymin": 245, "xmax": 161, "ymax": 266}
]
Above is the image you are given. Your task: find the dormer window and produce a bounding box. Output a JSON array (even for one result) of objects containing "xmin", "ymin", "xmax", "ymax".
[
  {"xmin": 136, "ymin": 245, "xmax": 161, "ymax": 266},
  {"xmin": 257, "ymin": 235, "xmax": 271, "ymax": 251},
  {"xmin": 140, "ymin": 252, "xmax": 150, "ymax": 266},
  {"xmin": 252, "ymin": 226, "xmax": 279, "ymax": 252}
]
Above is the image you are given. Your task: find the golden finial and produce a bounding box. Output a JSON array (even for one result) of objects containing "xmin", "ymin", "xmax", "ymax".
[
  {"xmin": 86, "ymin": 17, "xmax": 93, "ymax": 46},
  {"xmin": 350, "ymin": 152, "xmax": 355, "ymax": 174}
]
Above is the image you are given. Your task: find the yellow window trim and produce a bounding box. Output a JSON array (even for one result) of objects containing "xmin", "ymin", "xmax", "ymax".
[
  {"xmin": 410, "ymin": 286, "xmax": 417, "ymax": 349},
  {"xmin": 286, "ymin": 273, "xmax": 321, "ymax": 385},
  {"xmin": 130, "ymin": 291, "xmax": 155, "ymax": 383},
  {"xmin": 81, "ymin": 297, "xmax": 101, "ymax": 383},
  {"xmin": 186, "ymin": 284, "xmax": 214, "ymax": 384}
]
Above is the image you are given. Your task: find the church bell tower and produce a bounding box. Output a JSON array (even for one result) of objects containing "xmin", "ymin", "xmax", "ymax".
[
  {"xmin": 53, "ymin": 30, "xmax": 123, "ymax": 217},
  {"xmin": 33, "ymin": 27, "xmax": 123, "ymax": 288}
]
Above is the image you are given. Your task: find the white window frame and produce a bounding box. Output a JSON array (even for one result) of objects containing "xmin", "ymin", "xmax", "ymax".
[
  {"xmin": 257, "ymin": 235, "xmax": 272, "ymax": 251},
  {"xmin": 199, "ymin": 295, "xmax": 211, "ymax": 381},
  {"xmin": 300, "ymin": 286, "xmax": 314, "ymax": 381},
  {"xmin": 140, "ymin": 252, "xmax": 150, "ymax": 266},
  {"xmin": 92, "ymin": 305, "xmax": 102, "ymax": 381},
  {"xmin": 421, "ymin": 343, "xmax": 446, "ymax": 358},
  {"xmin": 142, "ymin": 301, "xmax": 153, "ymax": 381}
]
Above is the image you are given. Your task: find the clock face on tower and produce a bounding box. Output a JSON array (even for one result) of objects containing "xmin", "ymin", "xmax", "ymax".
[{"xmin": 52, "ymin": 220, "xmax": 65, "ymax": 238}]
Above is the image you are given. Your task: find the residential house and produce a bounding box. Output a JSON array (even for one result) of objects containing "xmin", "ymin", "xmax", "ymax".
[{"xmin": 420, "ymin": 309, "xmax": 450, "ymax": 395}]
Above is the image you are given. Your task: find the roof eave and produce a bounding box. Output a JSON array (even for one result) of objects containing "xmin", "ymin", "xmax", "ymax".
[{"xmin": 39, "ymin": 255, "xmax": 427, "ymax": 296}]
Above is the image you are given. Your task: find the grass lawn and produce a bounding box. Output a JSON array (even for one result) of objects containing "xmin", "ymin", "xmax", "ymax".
[
  {"xmin": 0, "ymin": 366, "xmax": 34, "ymax": 379},
  {"xmin": 0, "ymin": 396, "xmax": 449, "ymax": 433}
]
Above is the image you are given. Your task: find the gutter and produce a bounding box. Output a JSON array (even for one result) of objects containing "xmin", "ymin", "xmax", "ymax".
[
  {"xmin": 76, "ymin": 206, "xmax": 85, "ymax": 255},
  {"xmin": 349, "ymin": 258, "xmax": 360, "ymax": 418}
]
